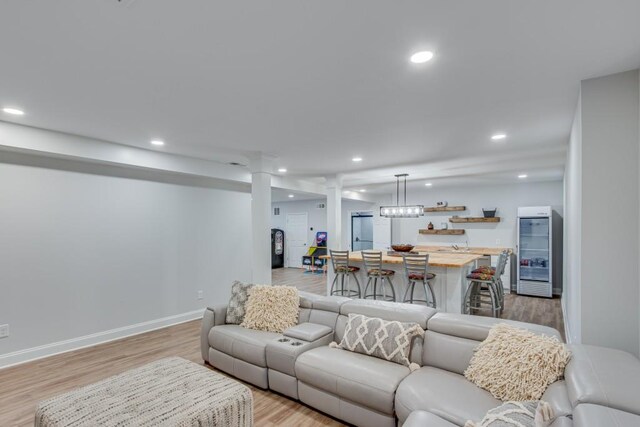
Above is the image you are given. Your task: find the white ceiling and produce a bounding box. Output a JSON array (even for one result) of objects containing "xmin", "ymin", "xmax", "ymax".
[{"xmin": 1, "ymin": 0, "xmax": 639, "ymax": 191}]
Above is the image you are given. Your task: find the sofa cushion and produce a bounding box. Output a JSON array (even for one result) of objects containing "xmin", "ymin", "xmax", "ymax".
[
  {"xmin": 403, "ymin": 410, "xmax": 457, "ymax": 427},
  {"xmin": 427, "ymin": 313, "xmax": 562, "ymax": 342},
  {"xmin": 241, "ymin": 285, "xmax": 300, "ymax": 333},
  {"xmin": 395, "ymin": 366, "xmax": 501, "ymax": 426},
  {"xmin": 225, "ymin": 281, "xmax": 253, "ymax": 324},
  {"xmin": 209, "ymin": 325, "xmax": 281, "ymax": 367},
  {"xmin": 337, "ymin": 313, "xmax": 424, "ymax": 368},
  {"xmin": 573, "ymin": 403, "xmax": 640, "ymax": 427},
  {"xmin": 340, "ymin": 299, "xmax": 436, "ymax": 328},
  {"xmin": 295, "ymin": 346, "xmax": 410, "ymax": 415},
  {"xmin": 464, "ymin": 323, "xmax": 570, "ymax": 401}
]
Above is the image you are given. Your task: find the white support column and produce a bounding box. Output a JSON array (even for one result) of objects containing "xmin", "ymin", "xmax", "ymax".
[
  {"xmin": 325, "ymin": 174, "xmax": 343, "ymax": 250},
  {"xmin": 250, "ymin": 154, "xmax": 274, "ymax": 284}
]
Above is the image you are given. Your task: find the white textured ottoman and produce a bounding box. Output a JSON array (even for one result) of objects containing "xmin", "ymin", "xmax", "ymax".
[{"xmin": 35, "ymin": 357, "xmax": 253, "ymax": 427}]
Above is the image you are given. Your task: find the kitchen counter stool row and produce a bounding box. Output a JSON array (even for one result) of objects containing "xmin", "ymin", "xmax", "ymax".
[{"xmin": 329, "ymin": 250, "xmax": 437, "ymax": 308}]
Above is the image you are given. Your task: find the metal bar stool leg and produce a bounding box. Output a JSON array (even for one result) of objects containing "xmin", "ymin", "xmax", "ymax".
[
  {"xmin": 351, "ymin": 272, "xmax": 362, "ymax": 298},
  {"xmin": 402, "ymin": 280, "xmax": 412, "ymax": 303},
  {"xmin": 330, "ymin": 274, "xmax": 339, "ymax": 296},
  {"xmin": 363, "ymin": 277, "xmax": 372, "ymax": 299},
  {"xmin": 427, "ymin": 281, "xmax": 437, "ymax": 308},
  {"xmin": 487, "ymin": 283, "xmax": 499, "ymax": 318},
  {"xmin": 463, "ymin": 281, "xmax": 475, "ymax": 314},
  {"xmin": 387, "ymin": 276, "xmax": 396, "ymax": 302}
]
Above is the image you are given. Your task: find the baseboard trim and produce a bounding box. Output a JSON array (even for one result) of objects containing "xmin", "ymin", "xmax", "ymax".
[{"xmin": 0, "ymin": 309, "xmax": 204, "ymax": 370}]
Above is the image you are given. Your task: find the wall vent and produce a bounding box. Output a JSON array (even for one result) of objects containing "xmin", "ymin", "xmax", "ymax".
[
  {"xmin": 316, "ymin": 203, "xmax": 326, "ymax": 209},
  {"xmin": 274, "ymin": 207, "xmax": 280, "ymax": 215}
]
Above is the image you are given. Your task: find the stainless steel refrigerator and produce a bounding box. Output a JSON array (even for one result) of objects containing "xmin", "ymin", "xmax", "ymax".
[{"xmin": 517, "ymin": 206, "xmax": 562, "ymax": 298}]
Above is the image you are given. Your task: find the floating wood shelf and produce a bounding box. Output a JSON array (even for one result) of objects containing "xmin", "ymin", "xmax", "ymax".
[
  {"xmin": 424, "ymin": 206, "xmax": 466, "ymax": 212},
  {"xmin": 419, "ymin": 229, "xmax": 465, "ymax": 235},
  {"xmin": 449, "ymin": 217, "xmax": 501, "ymax": 223}
]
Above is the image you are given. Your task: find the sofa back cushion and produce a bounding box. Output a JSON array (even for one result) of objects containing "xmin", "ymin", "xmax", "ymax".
[
  {"xmin": 423, "ymin": 330, "xmax": 480, "ymax": 375},
  {"xmin": 337, "ymin": 313, "xmax": 424, "ymax": 368},
  {"xmin": 423, "ymin": 313, "xmax": 563, "ymax": 374},
  {"xmin": 340, "ymin": 300, "xmax": 436, "ymax": 329}
]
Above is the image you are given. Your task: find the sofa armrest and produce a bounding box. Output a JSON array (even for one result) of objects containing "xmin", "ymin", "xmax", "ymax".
[
  {"xmin": 200, "ymin": 304, "xmax": 228, "ymax": 362},
  {"xmin": 566, "ymin": 344, "xmax": 640, "ymax": 415},
  {"xmin": 284, "ymin": 322, "xmax": 333, "ymax": 342}
]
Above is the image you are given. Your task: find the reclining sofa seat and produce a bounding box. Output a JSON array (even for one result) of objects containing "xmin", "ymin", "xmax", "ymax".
[
  {"xmin": 294, "ymin": 299, "xmax": 438, "ymax": 427},
  {"xmin": 202, "ymin": 291, "xmax": 640, "ymax": 427},
  {"xmin": 401, "ymin": 334, "xmax": 640, "ymax": 427},
  {"xmin": 201, "ymin": 291, "xmax": 350, "ymax": 390},
  {"xmin": 395, "ymin": 313, "xmax": 573, "ymax": 427}
]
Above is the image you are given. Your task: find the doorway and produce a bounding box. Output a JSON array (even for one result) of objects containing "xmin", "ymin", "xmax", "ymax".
[
  {"xmin": 351, "ymin": 212, "xmax": 374, "ymax": 251},
  {"xmin": 286, "ymin": 213, "xmax": 308, "ymax": 268}
]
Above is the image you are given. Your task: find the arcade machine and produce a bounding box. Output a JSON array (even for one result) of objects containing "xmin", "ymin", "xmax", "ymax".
[
  {"xmin": 302, "ymin": 232, "xmax": 327, "ymax": 274},
  {"xmin": 271, "ymin": 228, "xmax": 284, "ymax": 268}
]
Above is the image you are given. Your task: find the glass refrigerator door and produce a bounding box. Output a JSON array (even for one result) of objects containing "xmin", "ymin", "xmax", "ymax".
[{"xmin": 519, "ymin": 217, "xmax": 550, "ymax": 282}]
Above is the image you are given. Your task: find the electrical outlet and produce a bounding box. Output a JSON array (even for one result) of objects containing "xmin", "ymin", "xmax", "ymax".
[
  {"xmin": 197, "ymin": 290, "xmax": 204, "ymax": 300},
  {"xmin": 0, "ymin": 324, "xmax": 9, "ymax": 339},
  {"xmin": 495, "ymin": 239, "xmax": 501, "ymax": 245}
]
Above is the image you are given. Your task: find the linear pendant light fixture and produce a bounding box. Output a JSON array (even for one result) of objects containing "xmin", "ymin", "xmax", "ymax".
[{"xmin": 380, "ymin": 174, "xmax": 424, "ymax": 218}]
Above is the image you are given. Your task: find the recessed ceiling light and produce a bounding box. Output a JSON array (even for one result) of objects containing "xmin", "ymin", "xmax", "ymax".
[
  {"xmin": 410, "ymin": 51, "xmax": 434, "ymax": 64},
  {"xmin": 425, "ymin": 182, "xmax": 433, "ymax": 187},
  {"xmin": 278, "ymin": 168, "xmax": 287, "ymax": 173},
  {"xmin": 352, "ymin": 157, "xmax": 363, "ymax": 162},
  {"xmin": 518, "ymin": 174, "xmax": 528, "ymax": 179},
  {"xmin": 288, "ymin": 194, "xmax": 294, "ymax": 198},
  {"xmin": 150, "ymin": 140, "xmax": 165, "ymax": 146},
  {"xmin": 2, "ymin": 107, "xmax": 24, "ymax": 115},
  {"xmin": 491, "ymin": 133, "xmax": 507, "ymax": 141},
  {"xmin": 359, "ymin": 189, "xmax": 366, "ymax": 192}
]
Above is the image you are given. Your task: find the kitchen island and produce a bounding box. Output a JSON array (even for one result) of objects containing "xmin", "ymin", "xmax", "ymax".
[{"xmin": 323, "ymin": 250, "xmax": 485, "ymax": 313}]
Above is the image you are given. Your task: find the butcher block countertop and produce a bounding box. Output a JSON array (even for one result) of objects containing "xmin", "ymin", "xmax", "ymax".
[
  {"xmin": 413, "ymin": 245, "xmax": 512, "ymax": 256},
  {"xmin": 322, "ymin": 251, "xmax": 483, "ymax": 268}
]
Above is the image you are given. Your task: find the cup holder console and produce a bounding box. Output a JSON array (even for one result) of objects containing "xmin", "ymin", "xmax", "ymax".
[{"xmin": 276, "ymin": 337, "xmax": 305, "ymax": 346}]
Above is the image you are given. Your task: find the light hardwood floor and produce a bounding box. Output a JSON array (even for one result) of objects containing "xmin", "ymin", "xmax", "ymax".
[{"xmin": 0, "ymin": 320, "xmax": 344, "ymax": 427}]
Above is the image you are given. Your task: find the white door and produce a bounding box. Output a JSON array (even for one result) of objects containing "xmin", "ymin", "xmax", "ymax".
[
  {"xmin": 372, "ymin": 214, "xmax": 391, "ymax": 251},
  {"xmin": 286, "ymin": 213, "xmax": 308, "ymax": 268}
]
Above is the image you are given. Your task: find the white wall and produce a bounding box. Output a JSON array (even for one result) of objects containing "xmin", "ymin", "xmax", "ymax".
[
  {"xmin": 0, "ymin": 159, "xmax": 251, "ymax": 366},
  {"xmin": 271, "ymin": 198, "xmax": 375, "ymax": 265},
  {"xmin": 394, "ymin": 181, "xmax": 563, "ymax": 247},
  {"xmin": 564, "ymin": 69, "xmax": 640, "ymax": 357}
]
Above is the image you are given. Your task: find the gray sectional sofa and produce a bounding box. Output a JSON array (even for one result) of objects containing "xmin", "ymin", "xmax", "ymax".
[{"xmin": 201, "ymin": 291, "xmax": 640, "ymax": 427}]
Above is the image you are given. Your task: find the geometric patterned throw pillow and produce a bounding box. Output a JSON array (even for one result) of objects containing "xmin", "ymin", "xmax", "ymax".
[
  {"xmin": 334, "ymin": 313, "xmax": 424, "ymax": 370},
  {"xmin": 464, "ymin": 400, "xmax": 555, "ymax": 427},
  {"xmin": 225, "ymin": 281, "xmax": 254, "ymax": 325}
]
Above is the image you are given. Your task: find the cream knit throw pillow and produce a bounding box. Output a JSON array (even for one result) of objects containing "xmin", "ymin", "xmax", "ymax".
[
  {"xmin": 241, "ymin": 285, "xmax": 299, "ymax": 333},
  {"xmin": 465, "ymin": 401, "xmax": 555, "ymax": 427},
  {"xmin": 464, "ymin": 323, "xmax": 571, "ymax": 401}
]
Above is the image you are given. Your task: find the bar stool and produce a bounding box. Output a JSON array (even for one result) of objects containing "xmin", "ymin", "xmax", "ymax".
[
  {"xmin": 401, "ymin": 253, "xmax": 437, "ymax": 308},
  {"xmin": 463, "ymin": 251, "xmax": 508, "ymax": 317},
  {"xmin": 329, "ymin": 250, "xmax": 361, "ymax": 298},
  {"xmin": 362, "ymin": 251, "xmax": 396, "ymax": 301}
]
